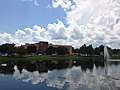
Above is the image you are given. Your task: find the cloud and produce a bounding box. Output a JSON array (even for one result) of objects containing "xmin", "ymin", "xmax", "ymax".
[
  {"xmin": 0, "ymin": 20, "xmax": 81, "ymax": 47},
  {"xmin": 52, "ymin": 0, "xmax": 73, "ymax": 11},
  {"xmin": 0, "ymin": 33, "xmax": 20, "ymax": 45},
  {"xmin": 47, "ymin": 20, "xmax": 68, "ymax": 40},
  {"xmin": 0, "ymin": 21, "xmax": 70, "ymax": 46},
  {"xmin": 22, "ymin": 0, "xmax": 39, "ymax": 6},
  {"xmin": 47, "ymin": 4, "xmax": 51, "ymax": 8},
  {"xmin": 34, "ymin": 0, "xmax": 39, "ymax": 6},
  {"xmin": 51, "ymin": 0, "xmax": 120, "ymax": 48},
  {"xmin": 14, "ymin": 25, "xmax": 48, "ymax": 44}
]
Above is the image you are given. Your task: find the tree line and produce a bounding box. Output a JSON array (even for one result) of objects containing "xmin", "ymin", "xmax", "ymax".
[
  {"xmin": 0, "ymin": 43, "xmax": 69, "ymax": 56},
  {"xmin": 0, "ymin": 43, "xmax": 120, "ymax": 56},
  {"xmin": 73, "ymin": 44, "xmax": 120, "ymax": 56}
]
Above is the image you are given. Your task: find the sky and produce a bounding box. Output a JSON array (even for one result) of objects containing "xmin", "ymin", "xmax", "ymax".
[{"xmin": 0, "ymin": 0, "xmax": 120, "ymax": 48}]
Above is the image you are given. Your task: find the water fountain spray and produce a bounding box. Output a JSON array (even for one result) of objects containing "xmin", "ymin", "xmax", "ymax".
[{"xmin": 104, "ymin": 46, "xmax": 110, "ymax": 77}]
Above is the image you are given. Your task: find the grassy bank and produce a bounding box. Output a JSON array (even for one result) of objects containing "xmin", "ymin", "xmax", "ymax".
[
  {"xmin": 111, "ymin": 55, "xmax": 120, "ymax": 59},
  {"xmin": 0, "ymin": 55, "xmax": 119, "ymax": 61},
  {"xmin": 0, "ymin": 55, "xmax": 104, "ymax": 61}
]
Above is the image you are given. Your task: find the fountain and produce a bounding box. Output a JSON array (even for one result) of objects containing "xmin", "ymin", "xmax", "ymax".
[
  {"xmin": 104, "ymin": 46, "xmax": 110, "ymax": 61},
  {"xmin": 104, "ymin": 46, "xmax": 110, "ymax": 77}
]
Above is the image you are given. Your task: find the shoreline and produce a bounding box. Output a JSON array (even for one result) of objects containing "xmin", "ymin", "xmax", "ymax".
[{"xmin": 0, "ymin": 55, "xmax": 120, "ymax": 61}]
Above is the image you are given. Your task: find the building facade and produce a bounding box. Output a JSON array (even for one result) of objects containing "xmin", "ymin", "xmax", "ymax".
[
  {"xmin": 48, "ymin": 44, "xmax": 72, "ymax": 55},
  {"xmin": 22, "ymin": 41, "xmax": 48, "ymax": 54},
  {"xmin": 22, "ymin": 41, "xmax": 72, "ymax": 55}
]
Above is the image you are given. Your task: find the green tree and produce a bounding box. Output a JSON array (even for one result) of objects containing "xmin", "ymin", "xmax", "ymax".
[
  {"xmin": 0, "ymin": 44, "xmax": 8, "ymax": 54},
  {"xmin": 107, "ymin": 46, "xmax": 112, "ymax": 56},
  {"xmin": 26, "ymin": 45, "xmax": 37, "ymax": 54},
  {"xmin": 36, "ymin": 49, "xmax": 42, "ymax": 54},
  {"xmin": 99, "ymin": 45, "xmax": 104, "ymax": 52},
  {"xmin": 86, "ymin": 44, "xmax": 93, "ymax": 56},
  {"xmin": 94, "ymin": 47, "xmax": 100, "ymax": 55},
  {"xmin": 56, "ymin": 47, "xmax": 69, "ymax": 55},
  {"xmin": 112, "ymin": 49, "xmax": 120, "ymax": 55},
  {"xmin": 0, "ymin": 43, "xmax": 16, "ymax": 55},
  {"xmin": 73, "ymin": 49, "xmax": 80, "ymax": 53},
  {"xmin": 80, "ymin": 44, "xmax": 87, "ymax": 55},
  {"xmin": 45, "ymin": 46, "xmax": 56, "ymax": 55},
  {"xmin": 7, "ymin": 45, "xmax": 16, "ymax": 55},
  {"xmin": 17, "ymin": 46, "xmax": 26, "ymax": 55}
]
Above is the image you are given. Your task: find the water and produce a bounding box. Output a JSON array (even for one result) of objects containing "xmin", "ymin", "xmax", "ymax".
[{"xmin": 0, "ymin": 60, "xmax": 120, "ymax": 90}]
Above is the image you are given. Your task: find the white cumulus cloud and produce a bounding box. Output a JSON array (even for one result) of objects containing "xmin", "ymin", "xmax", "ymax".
[
  {"xmin": 47, "ymin": 20, "xmax": 68, "ymax": 40},
  {"xmin": 51, "ymin": 0, "xmax": 120, "ymax": 48}
]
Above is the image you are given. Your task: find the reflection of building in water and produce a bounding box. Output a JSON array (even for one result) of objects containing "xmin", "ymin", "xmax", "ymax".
[
  {"xmin": 21, "ymin": 41, "xmax": 72, "ymax": 55},
  {"xmin": 68, "ymin": 60, "xmax": 72, "ymax": 67},
  {"xmin": 0, "ymin": 60, "xmax": 106, "ymax": 75}
]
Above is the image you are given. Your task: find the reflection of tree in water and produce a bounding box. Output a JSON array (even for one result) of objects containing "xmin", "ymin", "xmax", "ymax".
[
  {"xmin": 0, "ymin": 60, "xmax": 105, "ymax": 75},
  {"xmin": 109, "ymin": 61, "xmax": 120, "ymax": 66},
  {"xmin": 25, "ymin": 63, "xmax": 37, "ymax": 72},
  {"xmin": 13, "ymin": 60, "xmax": 75, "ymax": 73},
  {"xmin": 94, "ymin": 60, "xmax": 104, "ymax": 68},
  {"xmin": 0, "ymin": 61, "xmax": 14, "ymax": 74},
  {"xmin": 0, "ymin": 60, "xmax": 120, "ymax": 75},
  {"xmin": 16, "ymin": 61, "xmax": 28, "ymax": 73},
  {"xmin": 80, "ymin": 60, "xmax": 94, "ymax": 71}
]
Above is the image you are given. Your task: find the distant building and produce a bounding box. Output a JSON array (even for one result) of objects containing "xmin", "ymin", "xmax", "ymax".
[
  {"xmin": 22, "ymin": 41, "xmax": 48, "ymax": 54},
  {"xmin": 22, "ymin": 41, "xmax": 72, "ymax": 55},
  {"xmin": 48, "ymin": 44, "xmax": 72, "ymax": 55}
]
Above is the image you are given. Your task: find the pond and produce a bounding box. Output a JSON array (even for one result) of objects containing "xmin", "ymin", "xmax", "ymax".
[{"xmin": 0, "ymin": 59, "xmax": 120, "ymax": 90}]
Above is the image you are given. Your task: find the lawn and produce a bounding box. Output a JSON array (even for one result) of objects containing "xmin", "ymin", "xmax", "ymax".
[{"xmin": 0, "ymin": 55, "xmax": 104, "ymax": 61}]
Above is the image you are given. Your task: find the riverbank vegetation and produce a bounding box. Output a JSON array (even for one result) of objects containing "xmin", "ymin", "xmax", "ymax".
[
  {"xmin": 0, "ymin": 43, "xmax": 120, "ymax": 61},
  {"xmin": 0, "ymin": 55, "xmax": 103, "ymax": 61},
  {"xmin": 0, "ymin": 55, "xmax": 120, "ymax": 61}
]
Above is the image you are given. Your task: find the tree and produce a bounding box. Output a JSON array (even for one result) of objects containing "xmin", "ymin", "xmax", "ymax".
[
  {"xmin": 17, "ymin": 46, "xmax": 26, "ymax": 55},
  {"xmin": 94, "ymin": 47, "xmax": 100, "ymax": 55},
  {"xmin": 107, "ymin": 46, "xmax": 112, "ymax": 56},
  {"xmin": 0, "ymin": 43, "xmax": 16, "ymax": 55},
  {"xmin": 73, "ymin": 49, "xmax": 80, "ymax": 53},
  {"xmin": 46, "ymin": 46, "xmax": 56, "ymax": 55},
  {"xmin": 80, "ymin": 44, "xmax": 87, "ymax": 55},
  {"xmin": 98, "ymin": 45, "xmax": 104, "ymax": 52},
  {"xmin": 112, "ymin": 49, "xmax": 120, "ymax": 55},
  {"xmin": 36, "ymin": 49, "xmax": 42, "ymax": 54},
  {"xmin": 56, "ymin": 47, "xmax": 69, "ymax": 55},
  {"xmin": 7, "ymin": 44, "xmax": 16, "ymax": 55},
  {"xmin": 86, "ymin": 44, "xmax": 93, "ymax": 56},
  {"xmin": 0, "ymin": 44, "xmax": 8, "ymax": 54},
  {"xmin": 26, "ymin": 45, "xmax": 37, "ymax": 54}
]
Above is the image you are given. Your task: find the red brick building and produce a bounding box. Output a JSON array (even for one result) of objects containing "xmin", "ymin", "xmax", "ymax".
[
  {"xmin": 22, "ymin": 41, "xmax": 48, "ymax": 54},
  {"xmin": 22, "ymin": 41, "xmax": 72, "ymax": 55},
  {"xmin": 48, "ymin": 44, "xmax": 72, "ymax": 55}
]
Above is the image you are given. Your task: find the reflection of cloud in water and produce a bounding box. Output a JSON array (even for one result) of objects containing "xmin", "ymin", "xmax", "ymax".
[
  {"xmin": 0, "ymin": 74, "xmax": 4, "ymax": 76},
  {"xmin": 46, "ymin": 78, "xmax": 65, "ymax": 89},
  {"xmin": 13, "ymin": 65, "xmax": 120, "ymax": 89},
  {"xmin": 13, "ymin": 66, "xmax": 44, "ymax": 85}
]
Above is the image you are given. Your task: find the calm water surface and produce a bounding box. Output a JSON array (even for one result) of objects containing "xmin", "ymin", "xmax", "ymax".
[{"xmin": 0, "ymin": 59, "xmax": 120, "ymax": 90}]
